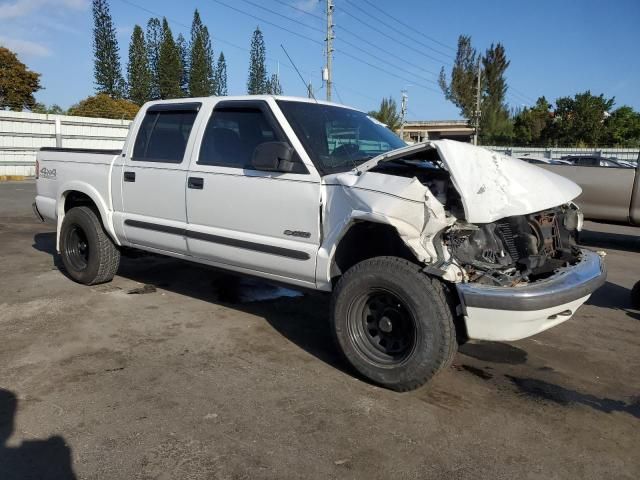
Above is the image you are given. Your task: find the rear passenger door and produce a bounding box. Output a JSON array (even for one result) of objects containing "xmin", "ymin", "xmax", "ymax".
[
  {"xmin": 114, "ymin": 103, "xmax": 200, "ymax": 254},
  {"xmin": 185, "ymin": 100, "xmax": 321, "ymax": 286}
]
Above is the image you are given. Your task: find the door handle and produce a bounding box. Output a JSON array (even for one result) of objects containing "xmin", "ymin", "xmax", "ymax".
[
  {"xmin": 124, "ymin": 171, "xmax": 136, "ymax": 182},
  {"xmin": 188, "ymin": 177, "xmax": 204, "ymax": 189}
]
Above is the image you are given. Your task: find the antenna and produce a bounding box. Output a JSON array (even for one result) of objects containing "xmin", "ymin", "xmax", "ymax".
[{"xmin": 280, "ymin": 44, "xmax": 317, "ymax": 102}]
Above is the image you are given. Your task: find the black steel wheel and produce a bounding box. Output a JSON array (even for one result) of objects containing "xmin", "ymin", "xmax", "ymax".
[
  {"xmin": 347, "ymin": 289, "xmax": 417, "ymax": 366},
  {"xmin": 59, "ymin": 206, "xmax": 120, "ymax": 285},
  {"xmin": 331, "ymin": 256, "xmax": 457, "ymax": 391},
  {"xmin": 63, "ymin": 224, "xmax": 90, "ymax": 272}
]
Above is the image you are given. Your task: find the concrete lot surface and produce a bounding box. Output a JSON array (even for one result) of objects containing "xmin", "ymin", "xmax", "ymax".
[{"xmin": 1, "ymin": 181, "xmax": 639, "ymax": 479}]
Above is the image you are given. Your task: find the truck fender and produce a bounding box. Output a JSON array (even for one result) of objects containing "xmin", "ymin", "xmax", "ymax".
[
  {"xmin": 56, "ymin": 181, "xmax": 121, "ymax": 251},
  {"xmin": 315, "ymin": 211, "xmax": 427, "ymax": 291}
]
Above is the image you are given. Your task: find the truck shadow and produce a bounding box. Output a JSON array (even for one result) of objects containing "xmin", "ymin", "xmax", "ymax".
[
  {"xmin": 32, "ymin": 232, "xmax": 349, "ymax": 376},
  {"xmin": 587, "ymin": 281, "xmax": 633, "ymax": 310}
]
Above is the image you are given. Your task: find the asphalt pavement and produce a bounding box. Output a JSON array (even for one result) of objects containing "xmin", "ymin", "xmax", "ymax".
[{"xmin": 1, "ymin": 181, "xmax": 639, "ymax": 479}]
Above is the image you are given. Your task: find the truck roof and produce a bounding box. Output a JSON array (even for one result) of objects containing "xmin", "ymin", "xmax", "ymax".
[{"xmin": 142, "ymin": 95, "xmax": 359, "ymax": 112}]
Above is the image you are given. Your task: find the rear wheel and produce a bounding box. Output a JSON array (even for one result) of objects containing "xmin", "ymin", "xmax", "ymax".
[
  {"xmin": 60, "ymin": 206, "xmax": 120, "ymax": 285},
  {"xmin": 331, "ymin": 256, "xmax": 457, "ymax": 391}
]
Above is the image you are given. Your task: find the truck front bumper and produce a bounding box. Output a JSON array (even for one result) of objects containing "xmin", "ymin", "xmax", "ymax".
[{"xmin": 456, "ymin": 249, "xmax": 606, "ymax": 341}]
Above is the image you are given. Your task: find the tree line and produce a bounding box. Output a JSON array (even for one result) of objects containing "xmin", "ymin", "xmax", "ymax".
[
  {"xmin": 92, "ymin": 0, "xmax": 227, "ymax": 104},
  {"xmin": 0, "ymin": 0, "xmax": 283, "ymax": 118},
  {"xmin": 2, "ymin": 4, "xmax": 638, "ymax": 146},
  {"xmin": 92, "ymin": 0, "xmax": 281, "ymax": 108},
  {"xmin": 435, "ymin": 34, "xmax": 640, "ymax": 147}
]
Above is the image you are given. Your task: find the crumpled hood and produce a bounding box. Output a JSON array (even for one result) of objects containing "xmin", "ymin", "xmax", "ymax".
[{"xmin": 354, "ymin": 139, "xmax": 582, "ymax": 223}]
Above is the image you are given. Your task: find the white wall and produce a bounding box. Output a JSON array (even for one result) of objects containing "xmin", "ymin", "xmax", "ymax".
[{"xmin": 0, "ymin": 111, "xmax": 131, "ymax": 176}]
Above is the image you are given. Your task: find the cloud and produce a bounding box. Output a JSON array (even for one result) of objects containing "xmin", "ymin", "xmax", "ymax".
[
  {"xmin": 294, "ymin": 0, "xmax": 320, "ymax": 13},
  {"xmin": 0, "ymin": 36, "xmax": 51, "ymax": 56},
  {"xmin": 0, "ymin": 0, "xmax": 86, "ymax": 20}
]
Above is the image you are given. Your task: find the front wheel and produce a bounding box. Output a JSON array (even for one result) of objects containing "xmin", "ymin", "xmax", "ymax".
[
  {"xmin": 59, "ymin": 206, "xmax": 120, "ymax": 285},
  {"xmin": 331, "ymin": 256, "xmax": 457, "ymax": 391}
]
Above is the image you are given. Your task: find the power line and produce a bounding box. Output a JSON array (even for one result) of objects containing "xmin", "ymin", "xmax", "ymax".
[
  {"xmin": 333, "ymin": 83, "xmax": 345, "ymax": 104},
  {"xmin": 272, "ymin": 0, "xmax": 325, "ymax": 23},
  {"xmin": 274, "ymin": 0, "xmax": 440, "ymax": 78},
  {"xmin": 209, "ymin": 0, "xmax": 441, "ymax": 94},
  {"xmin": 115, "ymin": 0, "xmax": 384, "ymax": 109},
  {"xmin": 210, "ymin": 0, "xmax": 325, "ymax": 47},
  {"xmin": 509, "ymin": 85, "xmax": 537, "ymax": 105},
  {"xmin": 232, "ymin": 0, "xmax": 439, "ymax": 86},
  {"xmin": 337, "ymin": 36, "xmax": 439, "ymax": 86},
  {"xmin": 339, "ymin": 5, "xmax": 450, "ymax": 68},
  {"xmin": 348, "ymin": 0, "xmax": 537, "ymax": 107},
  {"xmin": 235, "ymin": 0, "xmax": 325, "ymax": 34},
  {"xmin": 357, "ymin": 0, "xmax": 457, "ymax": 53},
  {"xmin": 345, "ymin": 0, "xmax": 454, "ymax": 62},
  {"xmin": 117, "ymin": 0, "xmax": 318, "ymax": 86}
]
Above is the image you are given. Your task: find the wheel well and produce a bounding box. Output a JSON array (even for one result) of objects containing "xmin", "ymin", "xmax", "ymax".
[
  {"xmin": 332, "ymin": 221, "xmax": 419, "ymax": 281},
  {"xmin": 64, "ymin": 191, "xmax": 97, "ymax": 214}
]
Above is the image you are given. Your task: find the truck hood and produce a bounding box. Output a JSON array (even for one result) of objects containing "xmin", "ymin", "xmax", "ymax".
[{"xmin": 352, "ymin": 139, "xmax": 582, "ymax": 223}]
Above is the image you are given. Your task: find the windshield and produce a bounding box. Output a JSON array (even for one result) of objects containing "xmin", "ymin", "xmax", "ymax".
[{"xmin": 277, "ymin": 100, "xmax": 406, "ymax": 174}]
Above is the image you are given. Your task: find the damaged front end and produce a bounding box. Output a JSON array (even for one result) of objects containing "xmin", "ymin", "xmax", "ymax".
[
  {"xmin": 446, "ymin": 205, "xmax": 584, "ymax": 286},
  {"xmin": 336, "ymin": 139, "xmax": 605, "ymax": 341},
  {"xmin": 350, "ymin": 139, "xmax": 591, "ymax": 288}
]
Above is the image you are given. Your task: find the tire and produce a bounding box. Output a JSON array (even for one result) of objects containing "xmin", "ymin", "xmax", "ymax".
[
  {"xmin": 331, "ymin": 256, "xmax": 457, "ymax": 392},
  {"xmin": 631, "ymin": 281, "xmax": 640, "ymax": 309},
  {"xmin": 59, "ymin": 206, "xmax": 120, "ymax": 285}
]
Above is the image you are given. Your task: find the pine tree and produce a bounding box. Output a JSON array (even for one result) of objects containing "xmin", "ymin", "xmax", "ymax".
[
  {"xmin": 127, "ymin": 25, "xmax": 151, "ymax": 105},
  {"xmin": 266, "ymin": 73, "xmax": 283, "ymax": 95},
  {"xmin": 247, "ymin": 27, "xmax": 267, "ymax": 94},
  {"xmin": 176, "ymin": 33, "xmax": 189, "ymax": 96},
  {"xmin": 202, "ymin": 26, "xmax": 215, "ymax": 94},
  {"xmin": 157, "ymin": 18, "xmax": 183, "ymax": 99},
  {"xmin": 188, "ymin": 10, "xmax": 214, "ymax": 96},
  {"xmin": 146, "ymin": 18, "xmax": 163, "ymax": 100},
  {"xmin": 214, "ymin": 52, "xmax": 228, "ymax": 96},
  {"xmin": 438, "ymin": 35, "xmax": 478, "ymax": 120},
  {"xmin": 480, "ymin": 43, "xmax": 512, "ymax": 144},
  {"xmin": 92, "ymin": 0, "xmax": 124, "ymax": 97}
]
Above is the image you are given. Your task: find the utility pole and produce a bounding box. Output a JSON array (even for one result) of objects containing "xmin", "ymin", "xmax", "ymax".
[
  {"xmin": 325, "ymin": 0, "xmax": 334, "ymax": 101},
  {"xmin": 474, "ymin": 57, "xmax": 482, "ymax": 146},
  {"xmin": 399, "ymin": 89, "xmax": 408, "ymax": 141}
]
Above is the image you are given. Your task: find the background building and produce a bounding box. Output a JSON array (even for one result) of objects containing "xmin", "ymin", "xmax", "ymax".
[{"xmin": 399, "ymin": 120, "xmax": 474, "ymax": 143}]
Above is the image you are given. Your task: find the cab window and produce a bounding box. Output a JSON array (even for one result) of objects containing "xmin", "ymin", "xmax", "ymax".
[{"xmin": 132, "ymin": 106, "xmax": 199, "ymax": 163}]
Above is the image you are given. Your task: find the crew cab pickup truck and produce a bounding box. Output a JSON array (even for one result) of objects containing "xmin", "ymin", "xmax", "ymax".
[
  {"xmin": 34, "ymin": 96, "xmax": 606, "ymax": 391},
  {"xmin": 538, "ymin": 158, "xmax": 640, "ymax": 225}
]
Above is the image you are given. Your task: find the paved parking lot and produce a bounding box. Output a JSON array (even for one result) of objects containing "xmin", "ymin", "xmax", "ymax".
[{"xmin": 1, "ymin": 181, "xmax": 639, "ymax": 479}]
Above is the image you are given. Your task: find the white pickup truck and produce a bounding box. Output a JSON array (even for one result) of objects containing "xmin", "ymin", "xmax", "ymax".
[{"xmin": 34, "ymin": 96, "xmax": 606, "ymax": 391}]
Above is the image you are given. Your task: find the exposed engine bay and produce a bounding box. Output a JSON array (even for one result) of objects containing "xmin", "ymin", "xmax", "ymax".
[
  {"xmin": 445, "ymin": 206, "xmax": 582, "ymax": 285},
  {"xmin": 371, "ymin": 152, "xmax": 583, "ymax": 286}
]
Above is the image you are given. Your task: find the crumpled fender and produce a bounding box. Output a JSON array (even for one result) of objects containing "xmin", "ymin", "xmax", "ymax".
[{"xmin": 315, "ymin": 171, "xmax": 457, "ymax": 290}]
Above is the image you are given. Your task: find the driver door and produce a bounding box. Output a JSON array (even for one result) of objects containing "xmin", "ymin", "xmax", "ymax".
[{"xmin": 185, "ymin": 100, "xmax": 321, "ymax": 286}]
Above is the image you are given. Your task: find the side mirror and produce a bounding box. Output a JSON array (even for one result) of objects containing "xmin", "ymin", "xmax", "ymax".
[{"xmin": 251, "ymin": 142, "xmax": 295, "ymax": 173}]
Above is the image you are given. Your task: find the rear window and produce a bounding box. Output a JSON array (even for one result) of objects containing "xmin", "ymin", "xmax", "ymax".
[{"xmin": 132, "ymin": 108, "xmax": 198, "ymax": 163}]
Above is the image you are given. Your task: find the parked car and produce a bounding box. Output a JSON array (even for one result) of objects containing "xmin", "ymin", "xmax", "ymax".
[
  {"xmin": 33, "ymin": 96, "xmax": 606, "ymax": 391},
  {"xmin": 561, "ymin": 155, "xmax": 632, "ymax": 168},
  {"xmin": 518, "ymin": 155, "xmax": 570, "ymax": 165},
  {"xmin": 538, "ymin": 155, "xmax": 640, "ymax": 225}
]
